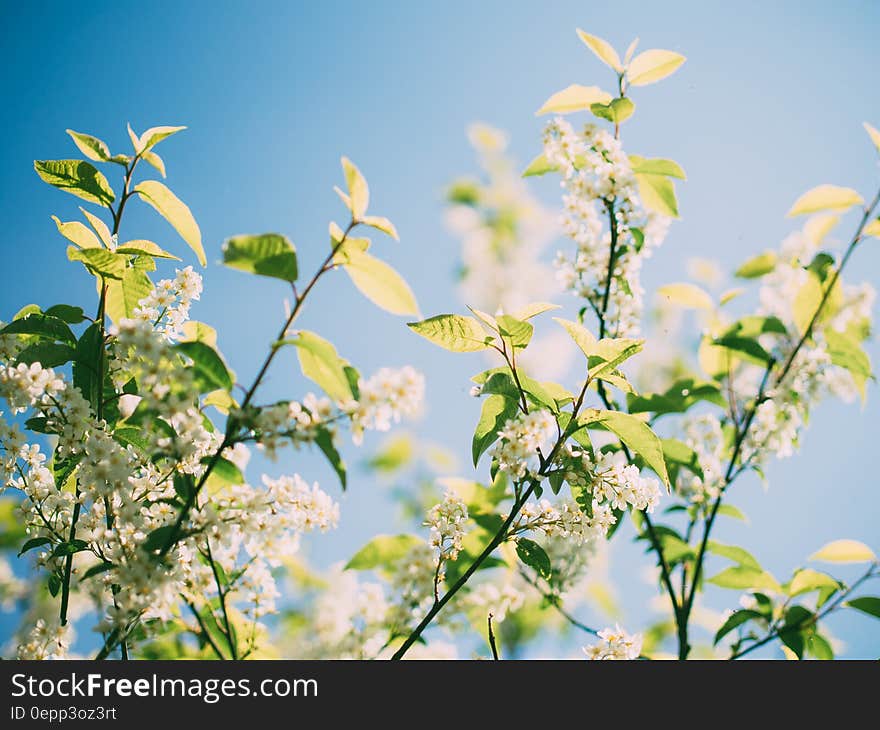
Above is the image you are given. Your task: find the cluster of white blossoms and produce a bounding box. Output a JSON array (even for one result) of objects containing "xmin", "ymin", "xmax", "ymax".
[
  {"xmin": 516, "ymin": 498, "xmax": 615, "ymax": 546},
  {"xmin": 491, "ymin": 409, "xmax": 556, "ymax": 480},
  {"xmin": 583, "ymin": 624, "xmax": 642, "ymax": 660},
  {"xmin": 343, "ymin": 366, "xmax": 425, "ymax": 445},
  {"xmin": 566, "ymin": 447, "xmax": 661, "ymax": 513},
  {"xmin": 678, "ymin": 414, "xmax": 725, "ymax": 505},
  {"xmin": 133, "ymin": 266, "xmax": 203, "ymax": 340},
  {"xmin": 16, "ymin": 619, "xmax": 70, "ymax": 660},
  {"xmin": 544, "ymin": 117, "xmax": 670, "ymax": 337},
  {"xmin": 461, "ymin": 580, "xmax": 525, "ymax": 623},
  {"xmin": 247, "ymin": 393, "xmax": 334, "ymax": 459},
  {"xmin": 740, "ymin": 217, "xmax": 874, "ymax": 466},
  {"xmin": 426, "ymin": 490, "xmax": 469, "ymax": 565}
]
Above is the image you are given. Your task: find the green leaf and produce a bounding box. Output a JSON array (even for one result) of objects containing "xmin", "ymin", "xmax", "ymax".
[
  {"xmin": 522, "ymin": 153, "xmax": 557, "ymax": 177},
  {"xmin": 807, "ymin": 632, "xmax": 834, "ymax": 660},
  {"xmin": 712, "ymin": 335, "xmax": 773, "ymax": 366},
  {"xmin": 661, "ymin": 438, "xmax": 703, "ymax": 479},
  {"xmin": 52, "ymin": 539, "xmax": 89, "ymax": 557},
  {"xmin": 338, "ymin": 249, "xmax": 418, "ymax": 316},
  {"xmin": 0, "ymin": 314, "xmax": 75, "ymax": 344},
  {"xmin": 346, "ymin": 534, "xmax": 422, "ymax": 570},
  {"xmin": 203, "ymin": 457, "xmax": 243, "ymax": 488},
  {"xmin": 628, "ymin": 155, "xmax": 686, "ymax": 179},
  {"xmin": 105, "ymin": 267, "xmax": 153, "ymax": 325},
  {"xmin": 47, "ymin": 574, "xmax": 61, "ymax": 597},
  {"xmin": 73, "ymin": 323, "xmax": 103, "ymax": 409},
  {"xmin": 81, "ymin": 562, "xmax": 115, "ymax": 580},
  {"xmin": 825, "ymin": 329, "xmax": 872, "ymax": 398},
  {"xmin": 142, "ymin": 525, "xmax": 180, "ymax": 553},
  {"xmin": 496, "ymin": 314, "xmax": 533, "ymax": 349},
  {"xmin": 788, "ymin": 568, "xmax": 842, "ymax": 597},
  {"xmin": 222, "ymin": 233, "xmax": 298, "ymax": 282},
  {"xmin": 341, "ymin": 156, "xmax": 369, "ymax": 219},
  {"xmin": 707, "ymin": 566, "xmax": 781, "ymax": 592},
  {"xmin": 66, "ymin": 129, "xmax": 111, "ymax": 162},
  {"xmin": 580, "ymin": 409, "xmax": 669, "ymax": 486},
  {"xmin": 315, "ymin": 427, "xmax": 346, "ymax": 489},
  {"xmin": 116, "ymin": 240, "xmax": 182, "ymax": 260},
  {"xmin": 706, "ymin": 540, "xmax": 761, "ymax": 571},
  {"xmin": 51, "ymin": 215, "xmax": 102, "ymax": 249},
  {"xmin": 809, "ymin": 539, "xmax": 876, "ymax": 563},
  {"xmin": 289, "ymin": 330, "xmax": 353, "ymax": 402},
  {"xmin": 16, "ymin": 342, "xmax": 75, "ymax": 368},
  {"xmin": 67, "ymin": 246, "xmax": 125, "ymax": 280},
  {"xmin": 576, "ymin": 28, "xmax": 622, "ymax": 71},
  {"xmin": 536, "ymin": 84, "xmax": 612, "ymax": 116},
  {"xmin": 844, "ymin": 596, "xmax": 880, "ymax": 619},
  {"xmin": 407, "ymin": 314, "xmax": 491, "ymax": 352},
  {"xmin": 717, "ymin": 504, "xmax": 748, "ymax": 522},
  {"xmin": 174, "ymin": 341, "xmax": 233, "ymax": 392},
  {"xmin": 473, "ymin": 394, "xmax": 518, "ymax": 466},
  {"xmin": 35, "ymin": 159, "xmax": 115, "ymax": 206},
  {"xmin": 43, "ymin": 305, "xmax": 85, "ymax": 324},
  {"xmin": 635, "ymin": 172, "xmax": 679, "ymax": 218},
  {"xmin": 516, "ymin": 538, "xmax": 552, "ymax": 580},
  {"xmin": 714, "ymin": 610, "xmax": 764, "ymax": 645},
  {"xmin": 18, "ymin": 536, "xmax": 53, "ymax": 556},
  {"xmin": 134, "ymin": 180, "xmax": 205, "ymax": 266},
  {"xmin": 735, "ymin": 251, "xmax": 777, "ymax": 278},
  {"xmin": 626, "ymin": 49, "xmax": 686, "ymax": 86},
  {"xmin": 590, "ymin": 97, "xmax": 635, "ymax": 124},
  {"xmin": 787, "ymin": 185, "xmax": 863, "ymax": 217}
]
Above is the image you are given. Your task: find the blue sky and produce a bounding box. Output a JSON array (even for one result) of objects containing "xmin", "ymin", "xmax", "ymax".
[{"xmin": 1, "ymin": 1, "xmax": 879, "ymax": 657}]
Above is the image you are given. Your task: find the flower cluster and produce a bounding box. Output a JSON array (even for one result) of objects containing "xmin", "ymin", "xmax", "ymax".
[
  {"xmin": 583, "ymin": 624, "xmax": 642, "ymax": 660},
  {"xmin": 344, "ymin": 366, "xmax": 425, "ymax": 445},
  {"xmin": 491, "ymin": 409, "xmax": 556, "ymax": 480},
  {"xmin": 566, "ymin": 447, "xmax": 661, "ymax": 513},
  {"xmin": 133, "ymin": 266, "xmax": 203, "ymax": 340},
  {"xmin": 516, "ymin": 498, "xmax": 615, "ymax": 545},
  {"xmin": 677, "ymin": 414, "xmax": 725, "ymax": 505},
  {"xmin": 426, "ymin": 491, "xmax": 469, "ymax": 565},
  {"xmin": 544, "ymin": 118, "xmax": 670, "ymax": 337}
]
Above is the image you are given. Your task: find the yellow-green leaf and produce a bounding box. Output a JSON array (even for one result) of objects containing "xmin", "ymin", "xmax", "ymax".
[
  {"xmin": 804, "ymin": 213, "xmax": 839, "ymax": 246},
  {"xmin": 513, "ymin": 302, "xmax": 561, "ymax": 320},
  {"xmin": 789, "ymin": 569, "xmax": 842, "ymax": 597},
  {"xmin": 362, "ymin": 215, "xmax": 398, "ymax": 240},
  {"xmin": 407, "ymin": 314, "xmax": 492, "ymax": 352},
  {"xmin": 141, "ymin": 150, "xmax": 166, "ymax": 177},
  {"xmin": 809, "ymin": 539, "xmax": 876, "ymax": 563},
  {"xmin": 553, "ymin": 317, "xmax": 597, "ymax": 357},
  {"xmin": 341, "ymin": 157, "xmax": 369, "ymax": 220},
  {"xmin": 289, "ymin": 330, "xmax": 353, "ymax": 402},
  {"xmin": 51, "ymin": 216, "xmax": 101, "ymax": 249},
  {"xmin": 536, "ymin": 84, "xmax": 612, "ymax": 116},
  {"xmin": 708, "ymin": 566, "xmax": 781, "ymax": 592},
  {"xmin": 522, "ymin": 153, "xmax": 557, "ymax": 177},
  {"xmin": 863, "ymin": 218, "xmax": 880, "ymax": 238},
  {"xmin": 65, "ymin": 129, "xmax": 111, "ymax": 162},
  {"xmin": 105, "ymin": 267, "xmax": 153, "ymax": 324},
  {"xmin": 34, "ymin": 160, "xmax": 115, "ymax": 206},
  {"xmin": 138, "ymin": 125, "xmax": 186, "ymax": 153},
  {"xmin": 576, "ymin": 28, "xmax": 622, "ymax": 71},
  {"xmin": 657, "ymin": 283, "xmax": 713, "ymax": 310},
  {"xmin": 787, "ymin": 185, "xmax": 863, "ymax": 217},
  {"xmin": 635, "ymin": 172, "xmax": 679, "ymax": 218},
  {"xmin": 864, "ymin": 122, "xmax": 880, "ymax": 154},
  {"xmin": 116, "ymin": 239, "xmax": 182, "ymax": 260},
  {"xmin": 339, "ymin": 250, "xmax": 417, "ymax": 316},
  {"xmin": 735, "ymin": 251, "xmax": 777, "ymax": 278},
  {"xmin": 627, "ymin": 49, "xmax": 686, "ymax": 86},
  {"xmin": 79, "ymin": 207, "xmax": 113, "ymax": 247},
  {"xmin": 134, "ymin": 180, "xmax": 205, "ymax": 265}
]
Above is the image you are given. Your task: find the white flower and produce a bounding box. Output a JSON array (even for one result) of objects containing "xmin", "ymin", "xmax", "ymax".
[
  {"xmin": 583, "ymin": 624, "xmax": 642, "ymax": 660},
  {"xmin": 490, "ymin": 409, "xmax": 556, "ymax": 480}
]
